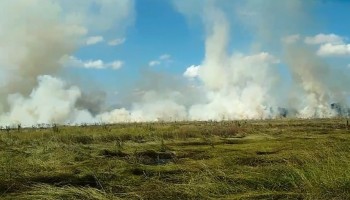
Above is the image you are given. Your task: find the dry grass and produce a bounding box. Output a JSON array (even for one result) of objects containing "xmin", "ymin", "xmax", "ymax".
[{"xmin": 0, "ymin": 118, "xmax": 350, "ymax": 199}]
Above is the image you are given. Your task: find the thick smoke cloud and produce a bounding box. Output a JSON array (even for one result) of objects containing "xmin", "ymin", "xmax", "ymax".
[
  {"xmin": 284, "ymin": 40, "xmax": 350, "ymax": 118},
  {"xmin": 173, "ymin": 0, "xmax": 284, "ymax": 120},
  {"xmin": 175, "ymin": 0, "xmax": 350, "ymax": 119},
  {"xmin": 0, "ymin": 0, "xmax": 82, "ymax": 100},
  {"xmin": 1, "ymin": 0, "xmax": 349, "ymax": 126},
  {"xmin": 0, "ymin": 76, "xmax": 94, "ymax": 125},
  {"xmin": 0, "ymin": 0, "xmax": 134, "ymax": 126}
]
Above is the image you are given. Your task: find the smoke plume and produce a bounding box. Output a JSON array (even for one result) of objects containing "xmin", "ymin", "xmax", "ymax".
[
  {"xmin": 0, "ymin": 0, "xmax": 349, "ymax": 126},
  {"xmin": 0, "ymin": 0, "xmax": 134, "ymax": 126}
]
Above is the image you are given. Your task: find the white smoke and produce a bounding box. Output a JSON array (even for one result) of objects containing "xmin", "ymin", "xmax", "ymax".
[
  {"xmin": 98, "ymin": 100, "xmax": 187, "ymax": 123},
  {"xmin": 174, "ymin": 1, "xmax": 281, "ymax": 120},
  {"xmin": 1, "ymin": 0, "xmax": 349, "ymax": 126},
  {"xmin": 0, "ymin": 75, "xmax": 94, "ymax": 126},
  {"xmin": 0, "ymin": 0, "xmax": 85, "ymax": 98},
  {"xmin": 284, "ymin": 41, "xmax": 350, "ymax": 118},
  {"xmin": 0, "ymin": 0, "xmax": 135, "ymax": 126},
  {"xmin": 174, "ymin": 0, "xmax": 350, "ymax": 119}
]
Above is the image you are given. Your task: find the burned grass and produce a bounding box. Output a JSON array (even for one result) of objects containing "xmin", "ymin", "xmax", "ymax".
[{"xmin": 1, "ymin": 119, "xmax": 350, "ymax": 199}]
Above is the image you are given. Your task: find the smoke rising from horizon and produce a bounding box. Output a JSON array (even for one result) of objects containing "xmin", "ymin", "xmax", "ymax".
[{"xmin": 0, "ymin": 0, "xmax": 349, "ymax": 126}]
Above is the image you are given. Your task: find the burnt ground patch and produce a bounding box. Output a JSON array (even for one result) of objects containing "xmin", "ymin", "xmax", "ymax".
[
  {"xmin": 135, "ymin": 150, "xmax": 177, "ymax": 165},
  {"xmin": 28, "ymin": 173, "xmax": 100, "ymax": 188},
  {"xmin": 100, "ymin": 149, "xmax": 129, "ymax": 158}
]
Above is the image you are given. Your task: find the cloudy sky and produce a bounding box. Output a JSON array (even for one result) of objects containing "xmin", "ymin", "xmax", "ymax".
[
  {"xmin": 69, "ymin": 0, "xmax": 350, "ymax": 94},
  {"xmin": 1, "ymin": 0, "xmax": 350, "ymax": 125}
]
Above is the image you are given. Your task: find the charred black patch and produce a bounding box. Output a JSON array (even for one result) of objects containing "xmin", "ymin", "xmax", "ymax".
[
  {"xmin": 256, "ymin": 149, "xmax": 282, "ymax": 155},
  {"xmin": 135, "ymin": 150, "xmax": 176, "ymax": 165},
  {"xmin": 234, "ymin": 156, "xmax": 286, "ymax": 167},
  {"xmin": 177, "ymin": 150, "xmax": 212, "ymax": 160},
  {"xmin": 100, "ymin": 149, "xmax": 129, "ymax": 158},
  {"xmin": 29, "ymin": 173, "xmax": 99, "ymax": 188}
]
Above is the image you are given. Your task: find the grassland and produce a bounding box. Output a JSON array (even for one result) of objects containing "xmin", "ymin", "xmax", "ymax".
[{"xmin": 0, "ymin": 118, "xmax": 350, "ymax": 199}]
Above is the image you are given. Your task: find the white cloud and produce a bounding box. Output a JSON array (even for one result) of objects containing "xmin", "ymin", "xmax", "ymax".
[
  {"xmin": 305, "ymin": 33, "xmax": 344, "ymax": 45},
  {"xmin": 84, "ymin": 60, "xmax": 104, "ymax": 69},
  {"xmin": 317, "ymin": 43, "xmax": 350, "ymax": 57},
  {"xmin": 64, "ymin": 56, "xmax": 123, "ymax": 70},
  {"xmin": 108, "ymin": 38, "xmax": 126, "ymax": 46},
  {"xmin": 184, "ymin": 65, "xmax": 201, "ymax": 78},
  {"xmin": 149, "ymin": 60, "xmax": 161, "ymax": 66},
  {"xmin": 109, "ymin": 60, "xmax": 124, "ymax": 70},
  {"xmin": 303, "ymin": 33, "xmax": 350, "ymax": 57},
  {"xmin": 86, "ymin": 36, "xmax": 126, "ymax": 46},
  {"xmin": 282, "ymin": 34, "xmax": 300, "ymax": 44},
  {"xmin": 148, "ymin": 54, "xmax": 172, "ymax": 66},
  {"xmin": 159, "ymin": 54, "xmax": 171, "ymax": 60},
  {"xmin": 86, "ymin": 36, "xmax": 104, "ymax": 45}
]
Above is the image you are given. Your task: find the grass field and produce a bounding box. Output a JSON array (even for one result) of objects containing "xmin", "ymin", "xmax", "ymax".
[{"xmin": 0, "ymin": 118, "xmax": 350, "ymax": 199}]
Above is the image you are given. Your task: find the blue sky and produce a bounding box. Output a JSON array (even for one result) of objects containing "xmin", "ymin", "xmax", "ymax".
[
  {"xmin": 70, "ymin": 0, "xmax": 204, "ymax": 94},
  {"xmin": 65, "ymin": 0, "xmax": 350, "ymax": 107}
]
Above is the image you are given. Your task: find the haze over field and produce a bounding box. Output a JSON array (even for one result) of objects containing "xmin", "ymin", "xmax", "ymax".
[{"xmin": 0, "ymin": 0, "xmax": 350, "ymax": 126}]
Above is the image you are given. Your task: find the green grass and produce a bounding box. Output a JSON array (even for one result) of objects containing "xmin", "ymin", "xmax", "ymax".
[{"xmin": 0, "ymin": 119, "xmax": 350, "ymax": 199}]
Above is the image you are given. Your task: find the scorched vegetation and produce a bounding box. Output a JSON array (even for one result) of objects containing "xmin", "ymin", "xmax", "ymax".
[{"xmin": 0, "ymin": 119, "xmax": 350, "ymax": 199}]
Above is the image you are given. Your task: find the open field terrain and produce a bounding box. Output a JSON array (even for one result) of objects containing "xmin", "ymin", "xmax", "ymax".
[{"xmin": 1, "ymin": 119, "xmax": 350, "ymax": 199}]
